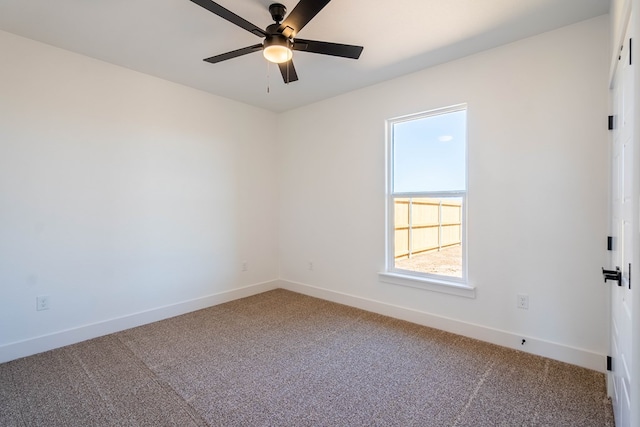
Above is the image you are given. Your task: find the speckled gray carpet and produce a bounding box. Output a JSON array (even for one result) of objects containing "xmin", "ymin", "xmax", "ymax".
[{"xmin": 1, "ymin": 289, "xmax": 614, "ymax": 426}]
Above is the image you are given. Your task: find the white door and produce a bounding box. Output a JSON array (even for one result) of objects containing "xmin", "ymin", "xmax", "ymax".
[{"xmin": 609, "ymin": 19, "xmax": 634, "ymax": 427}]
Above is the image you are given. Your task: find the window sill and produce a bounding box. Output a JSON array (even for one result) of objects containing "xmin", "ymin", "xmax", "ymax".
[{"xmin": 378, "ymin": 272, "xmax": 476, "ymax": 298}]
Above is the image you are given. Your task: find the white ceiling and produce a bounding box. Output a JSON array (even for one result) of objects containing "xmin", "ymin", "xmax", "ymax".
[{"xmin": 0, "ymin": 0, "xmax": 610, "ymax": 112}]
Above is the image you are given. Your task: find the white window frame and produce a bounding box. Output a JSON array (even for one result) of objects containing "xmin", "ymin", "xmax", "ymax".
[{"xmin": 379, "ymin": 104, "xmax": 475, "ymax": 298}]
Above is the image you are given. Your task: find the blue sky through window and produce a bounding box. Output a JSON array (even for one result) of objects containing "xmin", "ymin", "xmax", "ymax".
[{"xmin": 393, "ymin": 109, "xmax": 466, "ymax": 193}]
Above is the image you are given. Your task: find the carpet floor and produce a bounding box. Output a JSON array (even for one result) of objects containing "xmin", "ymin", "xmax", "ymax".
[{"xmin": 0, "ymin": 289, "xmax": 614, "ymax": 426}]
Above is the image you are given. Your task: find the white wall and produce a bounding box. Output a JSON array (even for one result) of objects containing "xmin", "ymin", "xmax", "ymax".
[
  {"xmin": 278, "ymin": 16, "xmax": 610, "ymax": 370},
  {"xmin": 0, "ymin": 16, "xmax": 612, "ymax": 370},
  {"xmin": 0, "ymin": 30, "xmax": 279, "ymax": 361}
]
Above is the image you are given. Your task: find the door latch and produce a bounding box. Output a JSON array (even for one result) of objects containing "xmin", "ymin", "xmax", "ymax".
[{"xmin": 602, "ymin": 267, "xmax": 622, "ymax": 286}]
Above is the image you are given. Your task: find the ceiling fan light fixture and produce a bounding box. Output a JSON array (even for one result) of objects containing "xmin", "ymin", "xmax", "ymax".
[
  {"xmin": 263, "ymin": 36, "xmax": 293, "ymax": 63},
  {"xmin": 191, "ymin": 0, "xmax": 364, "ymax": 84}
]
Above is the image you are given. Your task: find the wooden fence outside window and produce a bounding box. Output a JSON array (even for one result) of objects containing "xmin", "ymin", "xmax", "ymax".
[{"xmin": 394, "ymin": 197, "xmax": 462, "ymax": 259}]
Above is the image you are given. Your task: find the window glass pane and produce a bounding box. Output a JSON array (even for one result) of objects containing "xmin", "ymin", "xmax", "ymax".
[
  {"xmin": 393, "ymin": 196, "xmax": 463, "ymax": 277},
  {"xmin": 393, "ymin": 110, "xmax": 466, "ymax": 193}
]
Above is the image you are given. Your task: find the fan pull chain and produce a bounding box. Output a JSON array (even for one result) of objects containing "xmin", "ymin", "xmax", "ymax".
[{"xmin": 266, "ymin": 61, "xmax": 271, "ymax": 94}]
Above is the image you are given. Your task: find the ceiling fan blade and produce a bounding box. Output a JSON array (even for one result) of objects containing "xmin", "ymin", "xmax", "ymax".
[
  {"xmin": 277, "ymin": 0, "xmax": 331, "ymax": 38},
  {"xmin": 189, "ymin": 0, "xmax": 266, "ymax": 37},
  {"xmin": 292, "ymin": 39, "xmax": 363, "ymax": 59},
  {"xmin": 278, "ymin": 60, "xmax": 299, "ymax": 83},
  {"xmin": 204, "ymin": 44, "xmax": 263, "ymax": 64}
]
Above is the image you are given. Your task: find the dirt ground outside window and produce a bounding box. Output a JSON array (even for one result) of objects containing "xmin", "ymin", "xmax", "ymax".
[{"xmin": 394, "ymin": 245, "xmax": 462, "ymax": 277}]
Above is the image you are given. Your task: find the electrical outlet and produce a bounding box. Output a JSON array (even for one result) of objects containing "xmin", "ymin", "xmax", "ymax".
[
  {"xmin": 308, "ymin": 261, "xmax": 313, "ymax": 271},
  {"xmin": 242, "ymin": 261, "xmax": 248, "ymax": 272},
  {"xmin": 36, "ymin": 295, "xmax": 50, "ymax": 311},
  {"xmin": 517, "ymin": 294, "xmax": 529, "ymax": 310}
]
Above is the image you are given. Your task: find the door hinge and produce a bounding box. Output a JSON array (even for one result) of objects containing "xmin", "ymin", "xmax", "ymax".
[
  {"xmin": 607, "ymin": 356, "xmax": 612, "ymax": 371},
  {"xmin": 608, "ymin": 115, "xmax": 614, "ymax": 130},
  {"xmin": 630, "ymin": 38, "xmax": 633, "ymax": 65},
  {"xmin": 629, "ymin": 263, "xmax": 631, "ymax": 290},
  {"xmin": 607, "ymin": 236, "xmax": 613, "ymax": 250}
]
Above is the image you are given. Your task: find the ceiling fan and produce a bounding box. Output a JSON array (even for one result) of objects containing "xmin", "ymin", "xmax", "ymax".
[{"xmin": 189, "ymin": 0, "xmax": 364, "ymax": 83}]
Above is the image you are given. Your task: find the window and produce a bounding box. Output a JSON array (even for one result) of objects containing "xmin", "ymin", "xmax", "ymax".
[{"xmin": 380, "ymin": 104, "xmax": 473, "ymax": 297}]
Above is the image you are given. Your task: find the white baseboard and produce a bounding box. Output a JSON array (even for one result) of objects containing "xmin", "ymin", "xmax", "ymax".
[
  {"xmin": 278, "ymin": 279, "xmax": 606, "ymax": 373},
  {"xmin": 2, "ymin": 279, "xmax": 606, "ymax": 373},
  {"xmin": 0, "ymin": 280, "xmax": 279, "ymax": 364}
]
